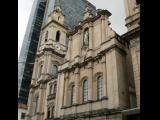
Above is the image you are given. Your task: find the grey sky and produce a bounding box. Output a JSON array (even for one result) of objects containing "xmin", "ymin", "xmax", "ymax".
[{"xmin": 18, "ymin": 0, "xmax": 127, "ymax": 57}]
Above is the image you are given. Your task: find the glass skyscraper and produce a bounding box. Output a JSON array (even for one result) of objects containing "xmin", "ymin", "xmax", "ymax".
[
  {"xmin": 18, "ymin": 0, "xmax": 47, "ymax": 105},
  {"xmin": 18, "ymin": 0, "xmax": 96, "ymax": 107}
]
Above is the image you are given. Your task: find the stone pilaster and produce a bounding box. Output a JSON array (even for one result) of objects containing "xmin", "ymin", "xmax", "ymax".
[
  {"xmin": 46, "ymin": 52, "xmax": 52, "ymax": 75},
  {"xmin": 77, "ymin": 29, "xmax": 82, "ymax": 57},
  {"xmin": 74, "ymin": 68, "xmax": 80, "ymax": 104},
  {"xmin": 25, "ymin": 88, "xmax": 34, "ymax": 120},
  {"xmin": 89, "ymin": 22, "xmax": 93, "ymax": 50},
  {"xmin": 87, "ymin": 62, "xmax": 93, "ymax": 101},
  {"xmin": 32, "ymin": 58, "xmax": 38, "ymax": 80},
  {"xmin": 41, "ymin": 51, "xmax": 51, "ymax": 80},
  {"xmin": 100, "ymin": 56, "xmax": 108, "ymax": 98},
  {"xmin": 64, "ymin": 73, "xmax": 69, "ymax": 106},
  {"xmin": 101, "ymin": 15, "xmax": 106, "ymax": 43},
  {"xmin": 40, "ymin": 53, "xmax": 47, "ymax": 80},
  {"xmin": 37, "ymin": 84, "xmax": 46, "ymax": 119},
  {"xmin": 130, "ymin": 40, "xmax": 140, "ymax": 107},
  {"xmin": 67, "ymin": 36, "xmax": 72, "ymax": 60}
]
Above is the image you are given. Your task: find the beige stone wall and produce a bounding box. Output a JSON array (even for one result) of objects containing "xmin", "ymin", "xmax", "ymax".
[
  {"xmin": 130, "ymin": 37, "xmax": 140, "ymax": 107},
  {"xmin": 105, "ymin": 48, "xmax": 130, "ymax": 109},
  {"xmin": 93, "ymin": 20, "xmax": 101, "ymax": 48}
]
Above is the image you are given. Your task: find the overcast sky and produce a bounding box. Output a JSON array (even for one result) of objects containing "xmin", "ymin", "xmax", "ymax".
[{"xmin": 18, "ymin": 0, "xmax": 127, "ymax": 57}]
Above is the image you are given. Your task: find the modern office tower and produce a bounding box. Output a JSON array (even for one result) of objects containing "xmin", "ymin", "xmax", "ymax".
[
  {"xmin": 43, "ymin": 0, "xmax": 96, "ymax": 28},
  {"xmin": 18, "ymin": 0, "xmax": 47, "ymax": 119},
  {"xmin": 18, "ymin": 0, "xmax": 96, "ymax": 119}
]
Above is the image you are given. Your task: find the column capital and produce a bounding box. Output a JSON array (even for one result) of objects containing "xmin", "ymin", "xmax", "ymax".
[
  {"xmin": 74, "ymin": 67, "xmax": 80, "ymax": 74},
  {"xmin": 64, "ymin": 72, "xmax": 69, "ymax": 79},
  {"xmin": 89, "ymin": 22, "xmax": 93, "ymax": 27},
  {"xmin": 87, "ymin": 61, "xmax": 93, "ymax": 69},
  {"xmin": 39, "ymin": 83, "xmax": 46, "ymax": 89},
  {"xmin": 101, "ymin": 15, "xmax": 105, "ymax": 20},
  {"xmin": 30, "ymin": 88, "xmax": 34, "ymax": 93},
  {"xmin": 100, "ymin": 56, "xmax": 106, "ymax": 63},
  {"xmin": 78, "ymin": 29, "xmax": 82, "ymax": 34},
  {"xmin": 35, "ymin": 58, "xmax": 39, "ymax": 62},
  {"xmin": 69, "ymin": 36, "xmax": 72, "ymax": 41}
]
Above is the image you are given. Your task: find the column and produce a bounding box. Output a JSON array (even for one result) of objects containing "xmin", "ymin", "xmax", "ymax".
[
  {"xmin": 67, "ymin": 36, "xmax": 72, "ymax": 60},
  {"xmin": 37, "ymin": 84, "xmax": 46, "ymax": 114},
  {"xmin": 64, "ymin": 73, "xmax": 69, "ymax": 106},
  {"xmin": 74, "ymin": 68, "xmax": 80, "ymax": 104},
  {"xmin": 87, "ymin": 62, "xmax": 93, "ymax": 101},
  {"xmin": 41, "ymin": 52, "xmax": 48, "ymax": 80},
  {"xmin": 77, "ymin": 29, "xmax": 82, "ymax": 56},
  {"xmin": 101, "ymin": 15, "xmax": 106, "ymax": 43},
  {"xmin": 101, "ymin": 56, "xmax": 108, "ymax": 98},
  {"xmin": 46, "ymin": 52, "xmax": 52, "ymax": 75},
  {"xmin": 32, "ymin": 58, "xmax": 38, "ymax": 80},
  {"xmin": 25, "ymin": 88, "xmax": 34, "ymax": 120},
  {"xmin": 31, "ymin": 58, "xmax": 38, "ymax": 85},
  {"xmin": 89, "ymin": 22, "xmax": 93, "ymax": 50}
]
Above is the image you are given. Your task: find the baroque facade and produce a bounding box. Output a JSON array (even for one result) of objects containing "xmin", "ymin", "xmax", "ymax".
[{"xmin": 25, "ymin": 0, "xmax": 140, "ymax": 120}]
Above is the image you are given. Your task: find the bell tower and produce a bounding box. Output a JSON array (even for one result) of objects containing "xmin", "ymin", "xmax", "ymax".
[
  {"xmin": 25, "ymin": 0, "xmax": 68, "ymax": 120},
  {"xmin": 38, "ymin": 0, "xmax": 67, "ymax": 57},
  {"xmin": 123, "ymin": 0, "xmax": 140, "ymax": 108},
  {"xmin": 124, "ymin": 0, "xmax": 140, "ymax": 31}
]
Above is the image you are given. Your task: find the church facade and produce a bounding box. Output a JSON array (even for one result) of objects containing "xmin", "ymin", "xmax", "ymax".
[{"xmin": 25, "ymin": 0, "xmax": 140, "ymax": 120}]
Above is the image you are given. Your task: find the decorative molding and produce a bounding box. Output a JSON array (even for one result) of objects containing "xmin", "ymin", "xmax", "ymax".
[
  {"xmin": 100, "ymin": 56, "xmax": 106, "ymax": 63},
  {"xmin": 67, "ymin": 10, "xmax": 111, "ymax": 36},
  {"xmin": 74, "ymin": 67, "xmax": 80, "ymax": 74},
  {"xmin": 47, "ymin": 93, "xmax": 56, "ymax": 101},
  {"xmin": 55, "ymin": 108, "xmax": 122, "ymax": 120}
]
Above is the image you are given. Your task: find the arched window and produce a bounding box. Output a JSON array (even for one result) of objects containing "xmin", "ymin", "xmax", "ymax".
[
  {"xmin": 71, "ymin": 85, "xmax": 75, "ymax": 105},
  {"xmin": 49, "ymin": 85, "xmax": 53, "ymax": 95},
  {"xmin": 39, "ymin": 65, "xmax": 43, "ymax": 78},
  {"xmin": 56, "ymin": 31, "xmax": 60, "ymax": 42},
  {"xmin": 45, "ymin": 31, "xmax": 48, "ymax": 42},
  {"xmin": 97, "ymin": 76, "xmax": 103, "ymax": 100},
  {"xmin": 83, "ymin": 80, "xmax": 88, "ymax": 102},
  {"xmin": 52, "ymin": 65, "xmax": 58, "ymax": 75},
  {"xmin": 47, "ymin": 107, "xmax": 51, "ymax": 118},
  {"xmin": 34, "ymin": 96, "xmax": 39, "ymax": 114}
]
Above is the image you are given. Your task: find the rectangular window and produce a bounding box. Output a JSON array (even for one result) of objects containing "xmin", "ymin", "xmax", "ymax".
[
  {"xmin": 21, "ymin": 113, "xmax": 25, "ymax": 119},
  {"xmin": 83, "ymin": 80, "xmax": 88, "ymax": 102},
  {"xmin": 97, "ymin": 76, "xmax": 103, "ymax": 100},
  {"xmin": 71, "ymin": 85, "xmax": 76, "ymax": 105}
]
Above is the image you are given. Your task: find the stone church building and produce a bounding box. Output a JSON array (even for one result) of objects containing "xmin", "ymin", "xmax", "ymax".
[{"xmin": 25, "ymin": 0, "xmax": 140, "ymax": 120}]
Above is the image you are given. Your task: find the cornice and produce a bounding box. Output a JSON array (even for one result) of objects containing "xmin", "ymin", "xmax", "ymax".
[
  {"xmin": 54, "ymin": 108, "xmax": 122, "ymax": 120},
  {"xmin": 67, "ymin": 10, "xmax": 111, "ymax": 36},
  {"xmin": 42, "ymin": 19, "xmax": 68, "ymax": 30},
  {"xmin": 121, "ymin": 27, "xmax": 140, "ymax": 42},
  {"xmin": 37, "ymin": 48, "xmax": 65, "ymax": 58},
  {"xmin": 59, "ymin": 44, "xmax": 126, "ymax": 73}
]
